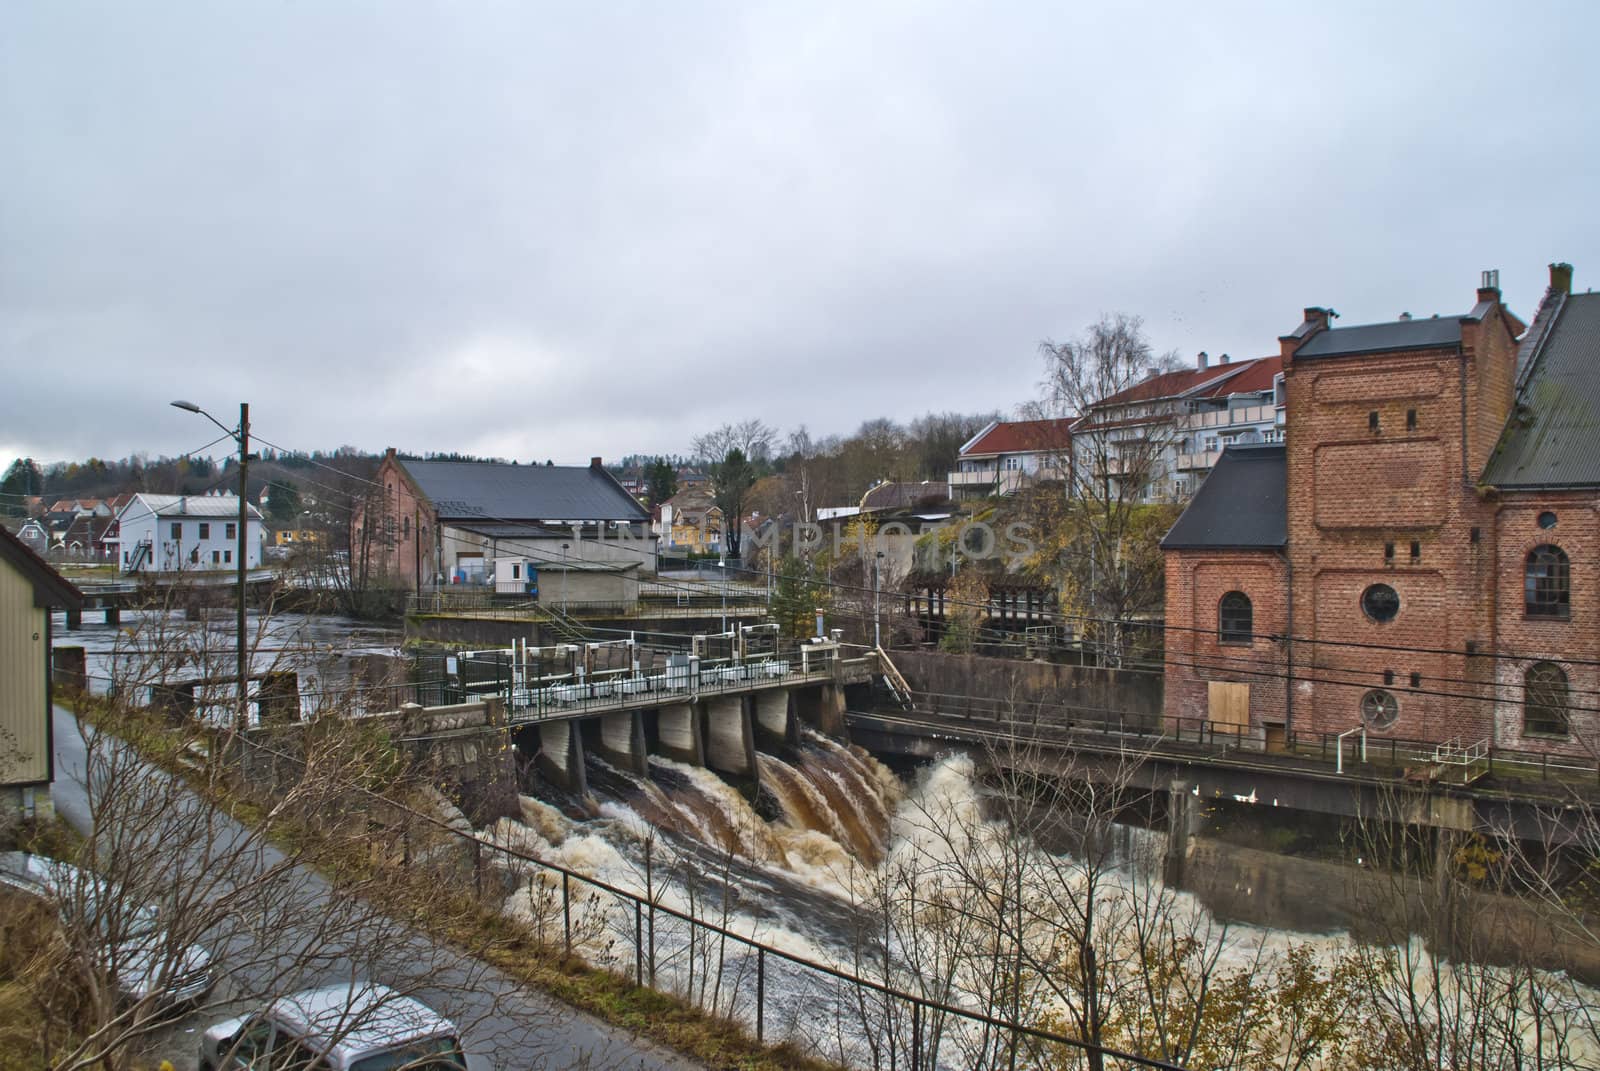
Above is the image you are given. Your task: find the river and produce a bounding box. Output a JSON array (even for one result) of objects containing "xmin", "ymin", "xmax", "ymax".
[
  {"xmin": 49, "ymin": 607, "xmax": 404, "ymax": 716},
  {"xmin": 57, "ymin": 617, "xmax": 1600, "ymax": 1067}
]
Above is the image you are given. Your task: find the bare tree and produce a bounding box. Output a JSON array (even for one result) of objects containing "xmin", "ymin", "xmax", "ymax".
[
  {"xmin": 1022, "ymin": 314, "xmax": 1185, "ymax": 666},
  {"xmin": 693, "ymin": 420, "xmax": 776, "ymax": 466}
]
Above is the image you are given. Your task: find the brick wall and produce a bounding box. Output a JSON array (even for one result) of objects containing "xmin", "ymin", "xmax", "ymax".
[
  {"xmin": 1491, "ymin": 494, "xmax": 1600, "ymax": 754},
  {"xmin": 1282, "ymin": 295, "xmax": 1520, "ymax": 745},
  {"xmin": 355, "ymin": 450, "xmax": 437, "ymax": 588},
  {"xmin": 1162, "ymin": 548, "xmax": 1289, "ymax": 733}
]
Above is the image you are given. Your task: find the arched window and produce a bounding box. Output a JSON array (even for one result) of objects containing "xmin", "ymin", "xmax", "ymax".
[
  {"xmin": 1218, "ymin": 591, "xmax": 1253, "ymax": 644},
  {"xmin": 1524, "ymin": 662, "xmax": 1570, "ymax": 736},
  {"xmin": 1525, "ymin": 545, "xmax": 1570, "ymax": 618}
]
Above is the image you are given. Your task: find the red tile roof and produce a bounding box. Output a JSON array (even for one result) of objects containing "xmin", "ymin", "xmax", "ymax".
[
  {"xmin": 1089, "ymin": 355, "xmax": 1281, "ymax": 409},
  {"xmin": 960, "ymin": 418, "xmax": 1075, "ymax": 458}
]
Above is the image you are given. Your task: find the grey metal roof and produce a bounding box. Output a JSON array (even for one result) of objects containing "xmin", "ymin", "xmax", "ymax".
[
  {"xmin": 1294, "ymin": 316, "xmax": 1463, "ymax": 359},
  {"xmin": 1482, "ymin": 292, "xmax": 1600, "ymax": 488},
  {"xmin": 400, "ymin": 460, "xmax": 649, "ymax": 523},
  {"xmin": 1161, "ymin": 444, "xmax": 1287, "ymax": 550}
]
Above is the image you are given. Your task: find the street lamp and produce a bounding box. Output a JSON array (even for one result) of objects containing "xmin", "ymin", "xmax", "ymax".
[
  {"xmin": 874, "ymin": 550, "xmax": 885, "ymax": 650},
  {"xmin": 171, "ymin": 400, "xmax": 251, "ymax": 735},
  {"xmin": 560, "ymin": 541, "xmax": 571, "ymax": 612}
]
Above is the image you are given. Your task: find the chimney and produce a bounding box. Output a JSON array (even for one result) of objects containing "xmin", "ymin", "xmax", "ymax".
[
  {"xmin": 1196, "ymin": 351, "xmax": 1208, "ymax": 371},
  {"xmin": 1219, "ymin": 353, "xmax": 1230, "ymax": 365},
  {"xmin": 1478, "ymin": 268, "xmax": 1501, "ymax": 304},
  {"xmin": 1303, "ymin": 307, "xmax": 1332, "ymax": 331},
  {"xmin": 1398, "ymin": 312, "xmax": 1412, "ymax": 321},
  {"xmin": 1550, "ymin": 262, "xmax": 1574, "ymax": 295},
  {"xmin": 590, "ymin": 456, "xmax": 603, "ymax": 470}
]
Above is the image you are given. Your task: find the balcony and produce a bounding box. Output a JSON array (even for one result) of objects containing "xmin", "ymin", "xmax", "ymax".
[{"xmin": 1185, "ymin": 404, "xmax": 1273, "ymax": 430}]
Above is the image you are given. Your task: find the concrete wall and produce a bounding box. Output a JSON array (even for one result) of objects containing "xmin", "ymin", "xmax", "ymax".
[
  {"xmin": 537, "ymin": 567, "xmax": 638, "ymax": 607},
  {"xmin": 655, "ymin": 703, "xmax": 702, "ymax": 765},
  {"xmin": 703, "ymin": 695, "xmax": 758, "ymax": 780},
  {"xmin": 243, "ymin": 698, "xmax": 517, "ymax": 823},
  {"xmin": 892, "ymin": 649, "xmax": 1162, "ymax": 727}
]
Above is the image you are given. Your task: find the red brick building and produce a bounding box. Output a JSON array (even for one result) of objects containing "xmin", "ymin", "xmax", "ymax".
[{"xmin": 1163, "ymin": 265, "xmax": 1594, "ymax": 758}]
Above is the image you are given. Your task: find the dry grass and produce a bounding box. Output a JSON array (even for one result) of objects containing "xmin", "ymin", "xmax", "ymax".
[{"xmin": 72, "ymin": 699, "xmax": 844, "ymax": 1071}]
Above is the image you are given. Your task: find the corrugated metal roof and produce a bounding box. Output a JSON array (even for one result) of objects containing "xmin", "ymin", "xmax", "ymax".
[
  {"xmin": 131, "ymin": 493, "xmax": 264, "ymax": 519},
  {"xmin": 1482, "ymin": 292, "xmax": 1600, "ymax": 488},
  {"xmin": 1161, "ymin": 444, "xmax": 1287, "ymax": 550},
  {"xmin": 1294, "ymin": 316, "xmax": 1462, "ymax": 358},
  {"xmin": 401, "ymin": 461, "xmax": 649, "ymax": 523}
]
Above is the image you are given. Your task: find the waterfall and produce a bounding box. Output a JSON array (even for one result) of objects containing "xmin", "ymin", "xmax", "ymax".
[{"xmin": 752, "ymin": 726, "xmax": 902, "ymax": 870}]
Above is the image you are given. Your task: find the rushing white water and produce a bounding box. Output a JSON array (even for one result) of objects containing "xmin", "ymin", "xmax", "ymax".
[{"xmin": 486, "ymin": 746, "xmax": 1600, "ymax": 1070}]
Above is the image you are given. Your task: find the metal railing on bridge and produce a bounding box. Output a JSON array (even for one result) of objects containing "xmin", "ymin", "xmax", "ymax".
[
  {"xmin": 461, "ymin": 650, "xmax": 845, "ymax": 724},
  {"xmin": 884, "ymin": 689, "xmax": 1600, "ymax": 788}
]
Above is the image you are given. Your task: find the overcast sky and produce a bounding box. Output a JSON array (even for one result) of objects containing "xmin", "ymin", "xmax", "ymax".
[{"xmin": 4, "ymin": 1, "xmax": 1598, "ymax": 472}]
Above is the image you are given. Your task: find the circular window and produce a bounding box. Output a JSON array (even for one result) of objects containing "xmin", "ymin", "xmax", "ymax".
[
  {"xmin": 1538, "ymin": 511, "xmax": 1558, "ymax": 530},
  {"xmin": 1361, "ymin": 583, "xmax": 1400, "ymax": 622},
  {"xmin": 1361, "ymin": 689, "xmax": 1400, "ymax": 729}
]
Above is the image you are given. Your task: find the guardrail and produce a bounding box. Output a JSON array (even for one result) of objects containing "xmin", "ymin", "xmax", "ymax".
[
  {"xmin": 301, "ymin": 751, "xmax": 1195, "ymax": 1071},
  {"xmin": 496, "ymin": 655, "xmax": 831, "ymax": 722},
  {"xmin": 890, "ymin": 690, "xmax": 1600, "ymax": 787}
]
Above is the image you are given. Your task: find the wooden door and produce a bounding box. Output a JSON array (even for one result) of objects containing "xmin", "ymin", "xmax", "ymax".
[{"xmin": 1207, "ymin": 681, "xmax": 1250, "ymax": 731}]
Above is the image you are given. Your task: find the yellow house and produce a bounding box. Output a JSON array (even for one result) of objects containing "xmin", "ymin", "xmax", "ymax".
[
  {"xmin": 660, "ymin": 492, "xmax": 724, "ymax": 554},
  {"xmin": 0, "ymin": 525, "xmax": 82, "ymax": 818},
  {"xmin": 271, "ymin": 527, "xmax": 326, "ymax": 547}
]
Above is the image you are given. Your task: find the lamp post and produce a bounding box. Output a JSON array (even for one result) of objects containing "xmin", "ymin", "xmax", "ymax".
[
  {"xmin": 560, "ymin": 542, "xmax": 570, "ymax": 612},
  {"xmin": 874, "ymin": 550, "xmax": 884, "ymax": 650},
  {"xmin": 170, "ymin": 400, "xmax": 251, "ymax": 735}
]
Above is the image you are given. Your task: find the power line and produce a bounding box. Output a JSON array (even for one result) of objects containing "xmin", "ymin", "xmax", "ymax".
[{"xmin": 248, "ymin": 427, "xmax": 1600, "ymax": 676}]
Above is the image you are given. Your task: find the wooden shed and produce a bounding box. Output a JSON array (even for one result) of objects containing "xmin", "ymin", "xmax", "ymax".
[{"xmin": 0, "ymin": 524, "xmax": 83, "ymax": 817}]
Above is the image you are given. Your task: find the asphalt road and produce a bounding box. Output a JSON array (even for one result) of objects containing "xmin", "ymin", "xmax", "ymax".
[{"xmin": 50, "ymin": 705, "xmax": 702, "ymax": 1071}]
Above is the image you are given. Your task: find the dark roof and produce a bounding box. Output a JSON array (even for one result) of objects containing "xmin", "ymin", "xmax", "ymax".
[
  {"xmin": 860, "ymin": 481, "xmax": 950, "ymax": 512},
  {"xmin": 1161, "ymin": 444, "xmax": 1287, "ymax": 550},
  {"xmin": 399, "ymin": 460, "xmax": 649, "ymax": 523},
  {"xmin": 1482, "ymin": 292, "xmax": 1600, "ymax": 488},
  {"xmin": 1293, "ymin": 316, "xmax": 1463, "ymax": 359},
  {"xmin": 0, "ymin": 523, "xmax": 84, "ymax": 609}
]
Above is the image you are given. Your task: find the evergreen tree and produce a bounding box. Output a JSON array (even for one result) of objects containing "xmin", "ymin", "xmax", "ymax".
[
  {"xmin": 770, "ymin": 554, "xmax": 829, "ymax": 639},
  {"xmin": 646, "ymin": 458, "xmax": 677, "ymax": 505},
  {"xmin": 266, "ymin": 480, "xmax": 303, "ymax": 522},
  {"xmin": 0, "ymin": 457, "xmax": 43, "ymax": 511},
  {"xmin": 710, "ymin": 448, "xmax": 755, "ymax": 558}
]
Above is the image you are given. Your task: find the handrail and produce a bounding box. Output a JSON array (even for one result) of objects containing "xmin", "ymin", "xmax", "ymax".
[{"xmin": 270, "ymin": 731, "xmax": 1196, "ymax": 1071}]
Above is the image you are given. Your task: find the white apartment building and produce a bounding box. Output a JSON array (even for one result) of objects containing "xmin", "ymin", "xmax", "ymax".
[
  {"xmin": 1071, "ymin": 353, "xmax": 1285, "ymax": 502},
  {"xmin": 113, "ymin": 493, "xmax": 264, "ymax": 574}
]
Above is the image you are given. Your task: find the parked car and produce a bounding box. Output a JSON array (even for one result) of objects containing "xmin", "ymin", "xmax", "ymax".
[
  {"xmin": 0, "ymin": 851, "xmax": 214, "ymax": 1006},
  {"xmin": 200, "ymin": 983, "xmax": 468, "ymax": 1071}
]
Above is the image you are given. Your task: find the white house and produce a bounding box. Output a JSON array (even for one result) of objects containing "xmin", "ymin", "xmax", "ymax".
[
  {"xmin": 113, "ymin": 494, "xmax": 264, "ymax": 574},
  {"xmin": 948, "ymin": 418, "xmax": 1076, "ymax": 501}
]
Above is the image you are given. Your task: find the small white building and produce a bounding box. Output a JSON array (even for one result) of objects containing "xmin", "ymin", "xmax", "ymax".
[{"xmin": 113, "ymin": 493, "xmax": 264, "ymax": 574}]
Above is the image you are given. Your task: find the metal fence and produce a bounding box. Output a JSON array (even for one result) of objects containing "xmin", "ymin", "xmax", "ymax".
[
  {"xmin": 400, "ymin": 793, "xmax": 1193, "ymax": 1071},
  {"xmin": 897, "ymin": 689, "xmax": 1600, "ymax": 787}
]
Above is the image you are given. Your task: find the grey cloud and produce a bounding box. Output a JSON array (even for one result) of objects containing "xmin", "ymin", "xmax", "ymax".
[{"xmin": 3, "ymin": 1, "xmax": 1598, "ymax": 470}]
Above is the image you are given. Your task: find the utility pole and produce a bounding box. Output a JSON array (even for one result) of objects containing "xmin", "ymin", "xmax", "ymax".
[
  {"xmin": 873, "ymin": 550, "xmax": 883, "ymax": 650},
  {"xmin": 171, "ymin": 399, "xmax": 252, "ymax": 737},
  {"xmin": 236, "ymin": 402, "xmax": 249, "ymax": 734}
]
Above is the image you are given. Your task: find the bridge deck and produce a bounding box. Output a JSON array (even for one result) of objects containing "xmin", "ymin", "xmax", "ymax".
[{"xmin": 492, "ymin": 654, "xmax": 876, "ymax": 726}]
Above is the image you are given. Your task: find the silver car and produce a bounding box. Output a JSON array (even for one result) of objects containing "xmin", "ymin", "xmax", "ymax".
[
  {"xmin": 200, "ymin": 983, "xmax": 468, "ymax": 1071},
  {"xmin": 0, "ymin": 850, "xmax": 214, "ymax": 1006}
]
